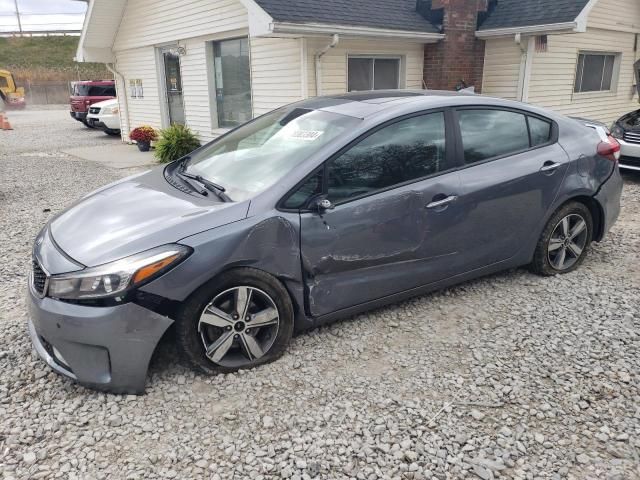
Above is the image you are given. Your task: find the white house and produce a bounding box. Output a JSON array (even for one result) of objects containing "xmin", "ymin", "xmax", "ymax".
[
  {"xmin": 75, "ymin": 0, "xmax": 640, "ymax": 143},
  {"xmin": 75, "ymin": 0, "xmax": 443, "ymax": 142}
]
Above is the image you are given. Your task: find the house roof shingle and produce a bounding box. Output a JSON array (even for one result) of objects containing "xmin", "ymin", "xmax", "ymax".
[
  {"xmin": 478, "ymin": 0, "xmax": 590, "ymax": 31},
  {"xmin": 252, "ymin": 0, "xmax": 440, "ymax": 33}
]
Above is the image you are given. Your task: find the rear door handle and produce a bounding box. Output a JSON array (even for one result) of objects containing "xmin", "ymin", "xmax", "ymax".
[
  {"xmin": 540, "ymin": 161, "xmax": 561, "ymax": 172},
  {"xmin": 426, "ymin": 195, "xmax": 458, "ymax": 209}
]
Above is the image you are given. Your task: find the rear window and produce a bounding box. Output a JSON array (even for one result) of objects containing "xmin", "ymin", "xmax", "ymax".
[{"xmin": 73, "ymin": 84, "xmax": 115, "ymax": 97}]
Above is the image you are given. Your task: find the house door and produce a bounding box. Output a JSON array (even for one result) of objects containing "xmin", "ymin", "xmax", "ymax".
[{"xmin": 163, "ymin": 51, "xmax": 185, "ymax": 125}]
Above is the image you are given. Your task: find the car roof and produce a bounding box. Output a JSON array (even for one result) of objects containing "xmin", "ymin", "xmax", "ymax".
[{"xmin": 294, "ymin": 89, "xmax": 560, "ymax": 122}]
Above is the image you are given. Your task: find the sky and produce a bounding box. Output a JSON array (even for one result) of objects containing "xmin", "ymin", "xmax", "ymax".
[{"xmin": 0, "ymin": 0, "xmax": 86, "ymax": 32}]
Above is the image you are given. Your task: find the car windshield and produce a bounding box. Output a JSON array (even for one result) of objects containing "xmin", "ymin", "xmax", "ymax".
[
  {"xmin": 73, "ymin": 84, "xmax": 115, "ymax": 96},
  {"xmin": 183, "ymin": 107, "xmax": 361, "ymax": 201}
]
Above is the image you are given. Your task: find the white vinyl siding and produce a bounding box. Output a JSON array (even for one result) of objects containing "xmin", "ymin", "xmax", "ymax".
[
  {"xmin": 587, "ymin": 0, "xmax": 640, "ymax": 33},
  {"xmin": 250, "ymin": 37, "xmax": 305, "ymax": 117},
  {"xmin": 180, "ymin": 38, "xmax": 217, "ymax": 142},
  {"xmin": 481, "ymin": 37, "xmax": 523, "ymax": 100},
  {"xmin": 114, "ymin": 47, "xmax": 163, "ymax": 139},
  {"xmin": 113, "ymin": 0, "xmax": 248, "ymax": 51},
  {"xmin": 527, "ymin": 28, "xmax": 639, "ymax": 124},
  {"xmin": 305, "ymin": 38, "xmax": 424, "ymax": 96}
]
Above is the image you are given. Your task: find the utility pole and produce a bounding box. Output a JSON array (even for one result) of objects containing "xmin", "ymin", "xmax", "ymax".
[{"xmin": 14, "ymin": 0, "xmax": 23, "ymax": 34}]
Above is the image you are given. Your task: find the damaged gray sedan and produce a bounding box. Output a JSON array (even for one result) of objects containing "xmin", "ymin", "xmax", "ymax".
[{"xmin": 28, "ymin": 91, "xmax": 622, "ymax": 393}]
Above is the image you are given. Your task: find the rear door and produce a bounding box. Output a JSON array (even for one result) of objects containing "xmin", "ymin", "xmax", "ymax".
[
  {"xmin": 453, "ymin": 108, "xmax": 570, "ymax": 269},
  {"xmin": 286, "ymin": 111, "xmax": 468, "ymax": 318}
]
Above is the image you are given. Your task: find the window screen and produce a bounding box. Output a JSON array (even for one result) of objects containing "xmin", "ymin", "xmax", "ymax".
[
  {"xmin": 458, "ymin": 110, "xmax": 530, "ymax": 164},
  {"xmin": 327, "ymin": 113, "xmax": 446, "ymax": 203},
  {"xmin": 214, "ymin": 37, "xmax": 252, "ymax": 127},
  {"xmin": 348, "ymin": 57, "xmax": 400, "ymax": 91},
  {"xmin": 574, "ymin": 53, "xmax": 617, "ymax": 92}
]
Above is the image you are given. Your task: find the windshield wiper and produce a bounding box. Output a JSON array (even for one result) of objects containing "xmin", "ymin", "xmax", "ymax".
[
  {"xmin": 175, "ymin": 171, "xmax": 208, "ymax": 197},
  {"xmin": 178, "ymin": 171, "xmax": 231, "ymax": 202}
]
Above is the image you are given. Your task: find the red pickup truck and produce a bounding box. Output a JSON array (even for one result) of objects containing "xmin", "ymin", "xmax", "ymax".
[{"xmin": 70, "ymin": 80, "xmax": 116, "ymax": 127}]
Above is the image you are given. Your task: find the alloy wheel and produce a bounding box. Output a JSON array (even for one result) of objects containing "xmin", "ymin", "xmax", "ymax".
[
  {"xmin": 547, "ymin": 213, "xmax": 588, "ymax": 271},
  {"xmin": 198, "ymin": 286, "xmax": 280, "ymax": 368}
]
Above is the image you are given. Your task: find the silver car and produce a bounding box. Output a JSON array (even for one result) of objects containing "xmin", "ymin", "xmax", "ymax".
[{"xmin": 28, "ymin": 91, "xmax": 623, "ymax": 393}]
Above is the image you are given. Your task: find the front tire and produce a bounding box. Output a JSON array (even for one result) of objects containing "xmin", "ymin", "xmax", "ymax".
[
  {"xmin": 175, "ymin": 268, "xmax": 294, "ymax": 374},
  {"xmin": 531, "ymin": 202, "xmax": 593, "ymax": 276}
]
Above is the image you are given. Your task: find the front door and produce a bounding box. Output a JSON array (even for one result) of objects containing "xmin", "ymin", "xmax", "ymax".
[
  {"xmin": 163, "ymin": 51, "xmax": 185, "ymax": 125},
  {"xmin": 296, "ymin": 111, "xmax": 466, "ymax": 318}
]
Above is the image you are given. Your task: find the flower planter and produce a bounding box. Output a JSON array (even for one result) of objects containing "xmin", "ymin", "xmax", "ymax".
[{"xmin": 137, "ymin": 141, "xmax": 151, "ymax": 152}]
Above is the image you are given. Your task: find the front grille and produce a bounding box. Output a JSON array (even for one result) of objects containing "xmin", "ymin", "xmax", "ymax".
[
  {"xmin": 623, "ymin": 131, "xmax": 640, "ymax": 144},
  {"xmin": 89, "ymin": 107, "xmax": 100, "ymax": 114},
  {"xmin": 32, "ymin": 259, "xmax": 47, "ymax": 296},
  {"xmin": 620, "ymin": 155, "xmax": 640, "ymax": 168}
]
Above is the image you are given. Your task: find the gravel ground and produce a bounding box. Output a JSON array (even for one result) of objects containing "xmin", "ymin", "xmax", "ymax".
[{"xmin": 1, "ymin": 108, "xmax": 639, "ymax": 480}]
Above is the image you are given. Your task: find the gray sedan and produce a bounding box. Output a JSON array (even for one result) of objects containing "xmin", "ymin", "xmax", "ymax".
[{"xmin": 28, "ymin": 91, "xmax": 623, "ymax": 393}]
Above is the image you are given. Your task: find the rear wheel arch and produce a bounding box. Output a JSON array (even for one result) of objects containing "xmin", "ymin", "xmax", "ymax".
[{"xmin": 566, "ymin": 195, "xmax": 604, "ymax": 241}]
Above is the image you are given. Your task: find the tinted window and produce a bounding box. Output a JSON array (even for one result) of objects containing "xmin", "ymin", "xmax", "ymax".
[
  {"xmin": 327, "ymin": 113, "xmax": 446, "ymax": 203},
  {"xmin": 74, "ymin": 85, "xmax": 115, "ymax": 96},
  {"xmin": 528, "ymin": 116, "xmax": 552, "ymax": 146},
  {"xmin": 458, "ymin": 109, "xmax": 529, "ymax": 164}
]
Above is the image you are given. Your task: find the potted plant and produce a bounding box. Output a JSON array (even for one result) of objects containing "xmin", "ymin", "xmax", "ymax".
[
  {"xmin": 154, "ymin": 124, "xmax": 201, "ymax": 163},
  {"xmin": 129, "ymin": 126, "xmax": 158, "ymax": 152}
]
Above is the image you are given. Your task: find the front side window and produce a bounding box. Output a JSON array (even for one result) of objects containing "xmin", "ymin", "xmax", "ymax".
[
  {"xmin": 574, "ymin": 53, "xmax": 618, "ymax": 93},
  {"xmin": 185, "ymin": 107, "xmax": 360, "ymax": 202},
  {"xmin": 326, "ymin": 112, "xmax": 447, "ymax": 204},
  {"xmin": 214, "ymin": 37, "xmax": 252, "ymax": 127},
  {"xmin": 348, "ymin": 57, "xmax": 400, "ymax": 91},
  {"xmin": 0, "ymin": 76, "xmax": 8, "ymax": 89}
]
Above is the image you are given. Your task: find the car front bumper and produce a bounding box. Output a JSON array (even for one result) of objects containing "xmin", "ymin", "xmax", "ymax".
[
  {"xmin": 87, "ymin": 113, "xmax": 119, "ymax": 131},
  {"xmin": 70, "ymin": 111, "xmax": 87, "ymax": 121},
  {"xmin": 27, "ymin": 285, "xmax": 173, "ymax": 394},
  {"xmin": 617, "ymin": 138, "xmax": 640, "ymax": 171}
]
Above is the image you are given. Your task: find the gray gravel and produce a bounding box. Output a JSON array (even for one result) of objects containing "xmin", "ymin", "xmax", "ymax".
[{"xmin": 1, "ymin": 107, "xmax": 639, "ymax": 480}]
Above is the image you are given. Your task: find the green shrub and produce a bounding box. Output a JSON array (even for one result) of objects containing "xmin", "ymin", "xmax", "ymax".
[{"xmin": 154, "ymin": 124, "xmax": 201, "ymax": 163}]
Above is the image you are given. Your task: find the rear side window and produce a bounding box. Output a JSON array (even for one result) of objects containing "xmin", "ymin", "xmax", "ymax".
[
  {"xmin": 528, "ymin": 116, "xmax": 552, "ymax": 146},
  {"xmin": 327, "ymin": 112, "xmax": 447, "ymax": 204},
  {"xmin": 458, "ymin": 109, "xmax": 553, "ymax": 164},
  {"xmin": 458, "ymin": 109, "xmax": 529, "ymax": 164},
  {"xmin": 88, "ymin": 86, "xmax": 116, "ymax": 96}
]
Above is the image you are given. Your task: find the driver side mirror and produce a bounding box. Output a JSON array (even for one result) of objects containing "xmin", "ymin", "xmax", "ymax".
[{"xmin": 315, "ymin": 197, "xmax": 334, "ymax": 212}]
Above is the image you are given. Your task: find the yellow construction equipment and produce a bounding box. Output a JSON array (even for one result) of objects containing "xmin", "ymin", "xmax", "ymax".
[{"xmin": 0, "ymin": 69, "xmax": 26, "ymax": 109}]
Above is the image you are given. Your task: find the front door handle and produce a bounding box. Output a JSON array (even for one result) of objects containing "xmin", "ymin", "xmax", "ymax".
[
  {"xmin": 426, "ymin": 195, "xmax": 458, "ymax": 209},
  {"xmin": 540, "ymin": 161, "xmax": 561, "ymax": 173}
]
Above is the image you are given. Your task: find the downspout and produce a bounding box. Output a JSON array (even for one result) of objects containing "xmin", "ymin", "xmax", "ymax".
[
  {"xmin": 315, "ymin": 34, "xmax": 339, "ymax": 96},
  {"xmin": 105, "ymin": 62, "xmax": 130, "ymax": 141},
  {"xmin": 515, "ymin": 33, "xmax": 534, "ymax": 103}
]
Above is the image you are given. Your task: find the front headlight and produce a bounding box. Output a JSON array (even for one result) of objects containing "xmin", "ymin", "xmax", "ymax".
[
  {"xmin": 610, "ymin": 123, "xmax": 624, "ymax": 139},
  {"xmin": 48, "ymin": 244, "xmax": 191, "ymax": 300},
  {"xmin": 107, "ymin": 106, "xmax": 119, "ymax": 114}
]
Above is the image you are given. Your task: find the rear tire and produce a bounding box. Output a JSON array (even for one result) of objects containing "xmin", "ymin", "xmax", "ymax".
[
  {"xmin": 175, "ymin": 268, "xmax": 294, "ymax": 375},
  {"xmin": 105, "ymin": 129, "xmax": 121, "ymax": 136},
  {"xmin": 531, "ymin": 201, "xmax": 593, "ymax": 276}
]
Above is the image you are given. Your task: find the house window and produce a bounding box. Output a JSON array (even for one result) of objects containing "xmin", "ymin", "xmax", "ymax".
[
  {"xmin": 213, "ymin": 37, "xmax": 252, "ymax": 127},
  {"xmin": 574, "ymin": 53, "xmax": 618, "ymax": 93},
  {"xmin": 348, "ymin": 57, "xmax": 401, "ymax": 91}
]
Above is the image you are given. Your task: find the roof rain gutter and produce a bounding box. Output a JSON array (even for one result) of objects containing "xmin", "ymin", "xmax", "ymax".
[
  {"xmin": 315, "ymin": 34, "xmax": 339, "ymax": 97},
  {"xmin": 271, "ymin": 22, "xmax": 444, "ymax": 41},
  {"xmin": 476, "ymin": 22, "xmax": 579, "ymax": 38}
]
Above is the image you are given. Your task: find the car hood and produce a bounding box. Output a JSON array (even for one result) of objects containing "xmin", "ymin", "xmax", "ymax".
[
  {"xmin": 91, "ymin": 98, "xmax": 118, "ymax": 109},
  {"xmin": 50, "ymin": 167, "xmax": 249, "ymax": 267}
]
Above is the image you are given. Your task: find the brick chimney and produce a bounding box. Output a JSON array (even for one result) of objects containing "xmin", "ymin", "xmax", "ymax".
[{"xmin": 421, "ymin": 0, "xmax": 488, "ymax": 92}]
